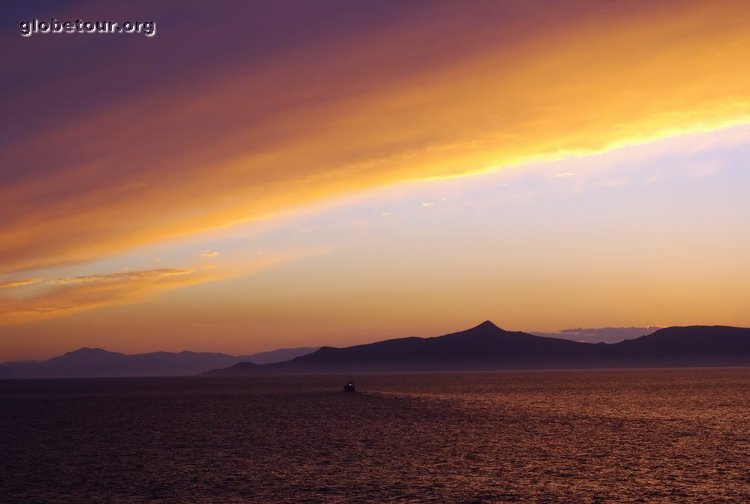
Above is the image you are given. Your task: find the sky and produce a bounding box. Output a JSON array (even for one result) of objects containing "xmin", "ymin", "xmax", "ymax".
[{"xmin": 1, "ymin": 0, "xmax": 749, "ymax": 360}]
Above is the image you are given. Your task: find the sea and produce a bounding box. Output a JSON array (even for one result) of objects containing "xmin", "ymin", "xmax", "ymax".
[{"xmin": 2, "ymin": 369, "xmax": 749, "ymax": 503}]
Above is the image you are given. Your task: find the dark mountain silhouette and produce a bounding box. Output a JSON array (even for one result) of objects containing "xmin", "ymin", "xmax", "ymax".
[
  {"xmin": 206, "ymin": 322, "xmax": 750, "ymax": 375},
  {"xmin": 240, "ymin": 347, "xmax": 320, "ymax": 365},
  {"xmin": 0, "ymin": 346, "xmax": 318, "ymax": 379},
  {"xmin": 605, "ymin": 326, "xmax": 750, "ymax": 366}
]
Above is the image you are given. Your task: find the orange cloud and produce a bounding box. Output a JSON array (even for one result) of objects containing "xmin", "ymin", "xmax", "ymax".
[
  {"xmin": 2, "ymin": 0, "xmax": 749, "ymax": 276},
  {"xmin": 0, "ymin": 268, "xmax": 204, "ymax": 324},
  {"xmin": 0, "ymin": 279, "xmax": 39, "ymax": 290},
  {"xmin": 53, "ymin": 268, "xmax": 192, "ymax": 286},
  {"xmin": 0, "ymin": 245, "xmax": 329, "ymax": 327}
]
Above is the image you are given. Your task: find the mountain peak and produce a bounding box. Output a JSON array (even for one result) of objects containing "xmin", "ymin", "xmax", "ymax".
[
  {"xmin": 72, "ymin": 347, "xmax": 110, "ymax": 353},
  {"xmin": 44, "ymin": 347, "xmax": 127, "ymax": 366},
  {"xmin": 472, "ymin": 320, "xmax": 502, "ymax": 331},
  {"xmin": 57, "ymin": 347, "xmax": 119, "ymax": 357}
]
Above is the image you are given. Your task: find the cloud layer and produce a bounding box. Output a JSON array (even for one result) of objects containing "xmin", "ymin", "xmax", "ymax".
[
  {"xmin": 0, "ymin": 268, "xmax": 203, "ymax": 324},
  {"xmin": 3, "ymin": 0, "xmax": 749, "ymax": 276}
]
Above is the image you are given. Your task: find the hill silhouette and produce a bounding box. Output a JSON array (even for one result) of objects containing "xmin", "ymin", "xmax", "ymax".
[
  {"xmin": 605, "ymin": 325, "xmax": 750, "ymax": 366},
  {"xmin": 0, "ymin": 346, "xmax": 318, "ymax": 379},
  {"xmin": 206, "ymin": 322, "xmax": 750, "ymax": 374}
]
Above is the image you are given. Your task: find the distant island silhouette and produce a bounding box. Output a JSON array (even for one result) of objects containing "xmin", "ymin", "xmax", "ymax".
[
  {"xmin": 205, "ymin": 321, "xmax": 750, "ymax": 375},
  {"xmin": 0, "ymin": 346, "xmax": 318, "ymax": 379}
]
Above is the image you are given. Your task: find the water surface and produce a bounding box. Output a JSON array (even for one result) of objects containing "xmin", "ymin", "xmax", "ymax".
[{"xmin": 2, "ymin": 369, "xmax": 749, "ymax": 502}]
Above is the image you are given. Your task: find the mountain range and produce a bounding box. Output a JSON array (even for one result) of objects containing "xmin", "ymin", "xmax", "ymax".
[
  {"xmin": 3, "ymin": 322, "xmax": 749, "ymax": 378},
  {"xmin": 0, "ymin": 346, "xmax": 318, "ymax": 379},
  {"xmin": 206, "ymin": 321, "xmax": 750, "ymax": 375}
]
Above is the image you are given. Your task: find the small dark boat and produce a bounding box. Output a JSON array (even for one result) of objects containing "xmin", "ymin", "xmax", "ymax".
[{"xmin": 343, "ymin": 381, "xmax": 355, "ymax": 393}]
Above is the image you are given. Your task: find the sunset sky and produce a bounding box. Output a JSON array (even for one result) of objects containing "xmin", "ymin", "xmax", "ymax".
[{"xmin": 2, "ymin": 0, "xmax": 749, "ymax": 360}]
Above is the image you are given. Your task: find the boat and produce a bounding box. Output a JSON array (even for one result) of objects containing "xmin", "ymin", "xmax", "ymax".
[{"xmin": 343, "ymin": 380, "xmax": 355, "ymax": 392}]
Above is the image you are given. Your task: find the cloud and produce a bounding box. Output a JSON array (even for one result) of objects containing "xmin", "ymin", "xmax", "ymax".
[
  {"xmin": 0, "ymin": 268, "xmax": 205, "ymax": 324},
  {"xmin": 533, "ymin": 327, "xmax": 662, "ymax": 344},
  {"xmin": 54, "ymin": 268, "xmax": 192, "ymax": 286},
  {"xmin": 0, "ymin": 244, "xmax": 328, "ymax": 327},
  {"xmin": 201, "ymin": 250, "xmax": 218, "ymax": 257},
  {"xmin": 2, "ymin": 0, "xmax": 749, "ymax": 276},
  {"xmin": 0, "ymin": 279, "xmax": 39, "ymax": 290}
]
